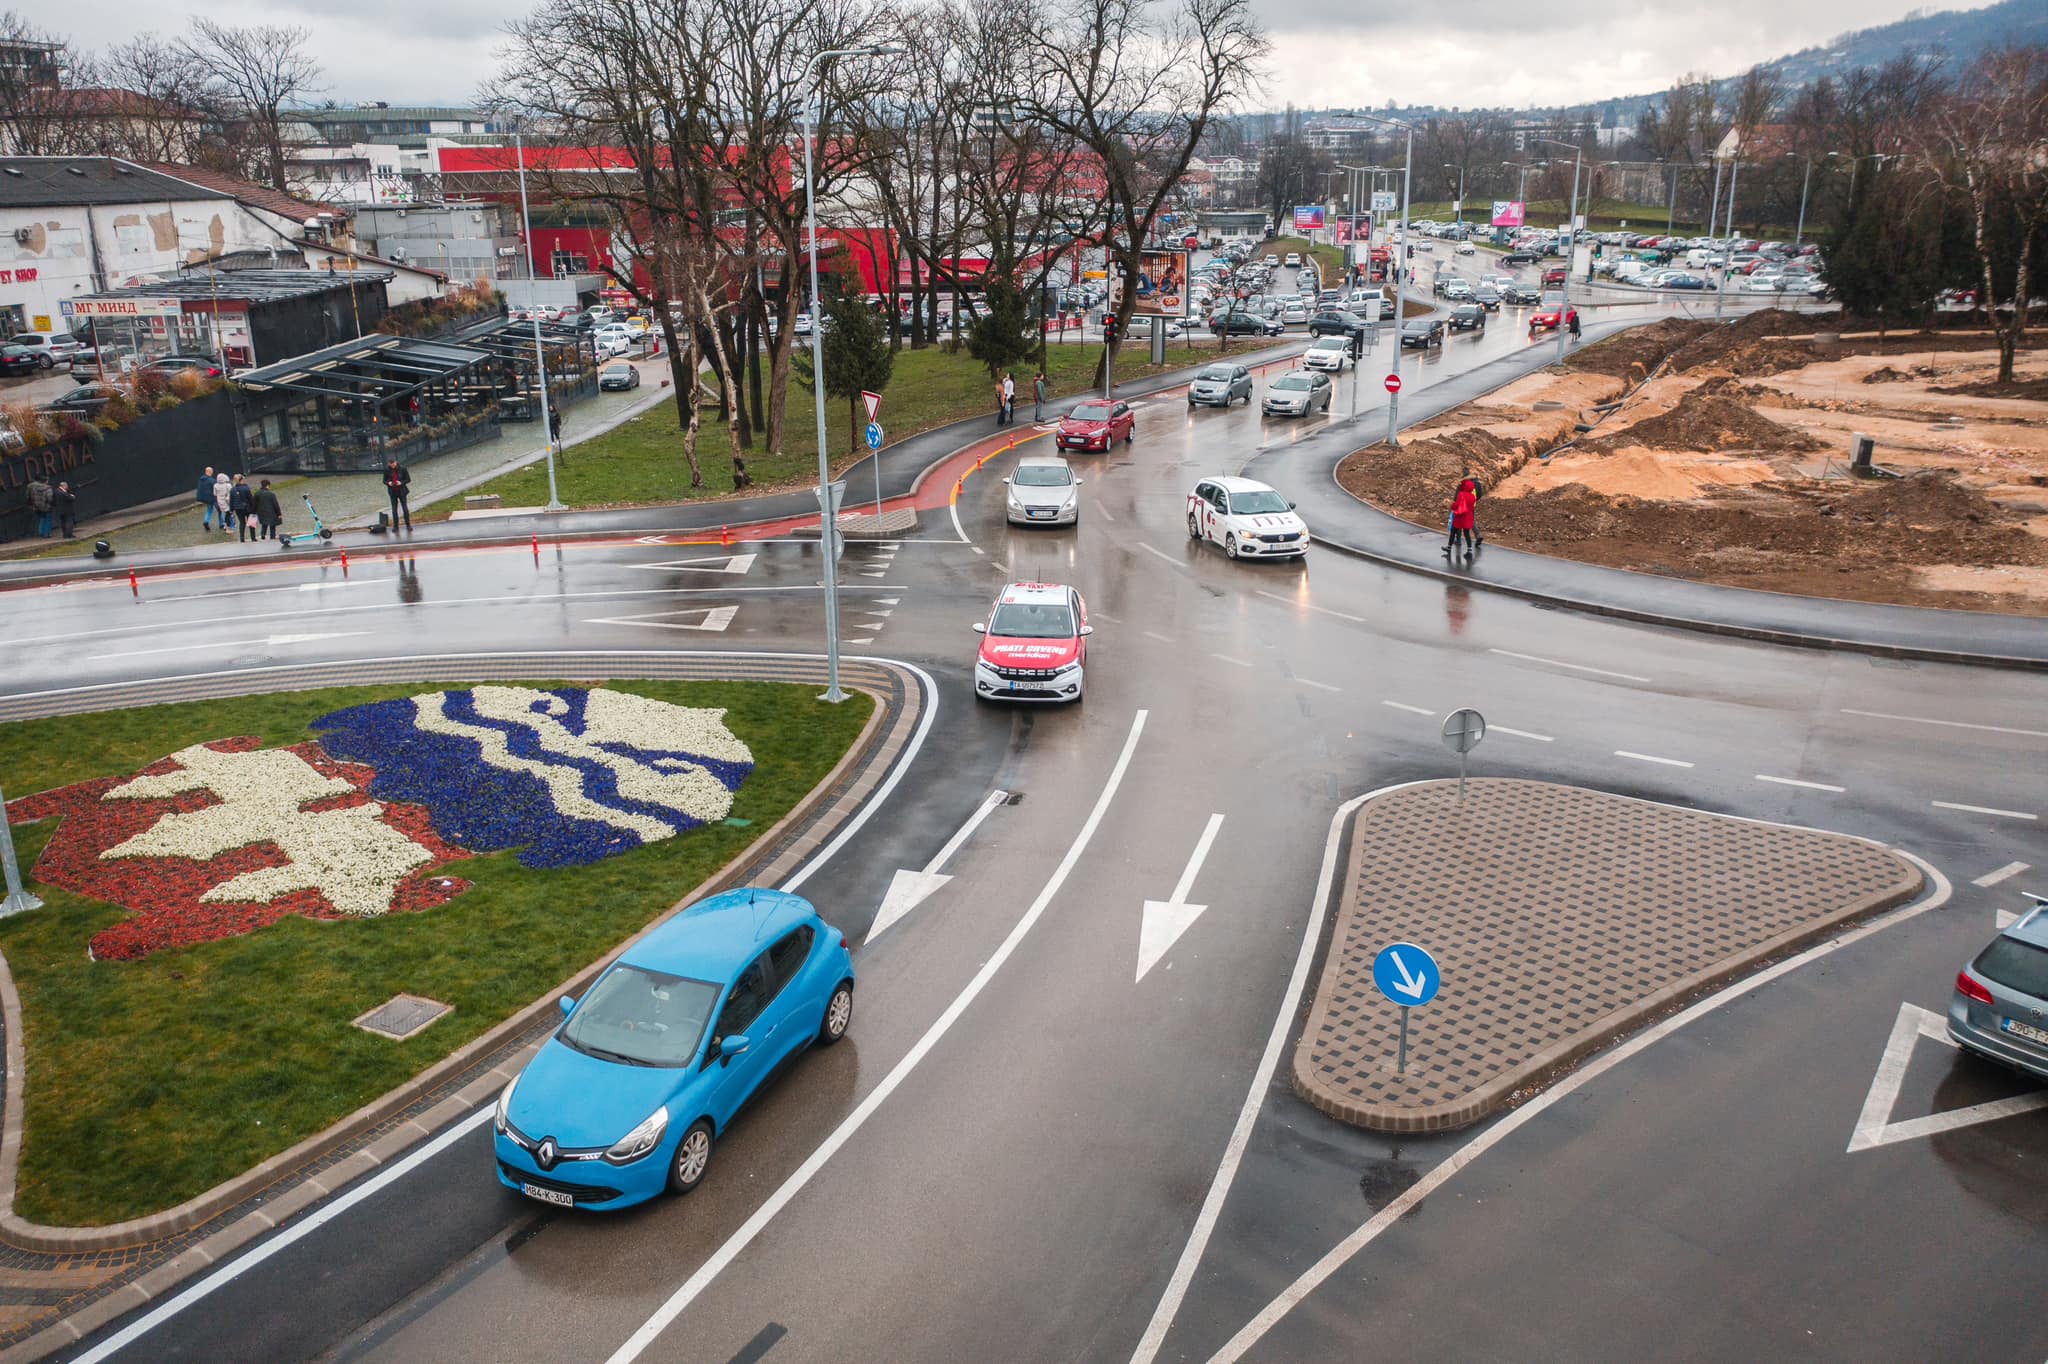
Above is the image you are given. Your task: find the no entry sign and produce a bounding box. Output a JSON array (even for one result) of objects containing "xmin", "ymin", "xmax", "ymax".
[{"xmin": 1384, "ymin": 373, "xmax": 1402, "ymax": 394}]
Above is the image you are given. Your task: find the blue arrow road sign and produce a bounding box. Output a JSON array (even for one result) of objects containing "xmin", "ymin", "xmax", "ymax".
[
  {"xmin": 865, "ymin": 422, "xmax": 884, "ymax": 450},
  {"xmin": 1372, "ymin": 942, "xmax": 1440, "ymax": 1007}
]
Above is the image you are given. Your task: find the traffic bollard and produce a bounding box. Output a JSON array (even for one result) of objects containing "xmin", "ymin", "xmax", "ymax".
[
  {"xmin": 721, "ymin": 525, "xmax": 731, "ymax": 546},
  {"xmin": 128, "ymin": 569, "xmax": 138, "ymax": 597},
  {"xmin": 531, "ymin": 531, "xmax": 540, "ymax": 557},
  {"xmin": 340, "ymin": 548, "xmax": 349, "ymax": 575}
]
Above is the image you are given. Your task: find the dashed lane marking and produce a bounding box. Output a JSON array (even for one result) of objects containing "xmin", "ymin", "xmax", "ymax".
[
  {"xmin": 1489, "ymin": 648, "xmax": 1651, "ymax": 683},
  {"xmin": 1489, "ymin": 725, "xmax": 1553, "ymax": 742},
  {"xmin": 1297, "ymin": 679, "xmax": 1342, "ymax": 693},
  {"xmin": 1842, "ymin": 709, "xmax": 2048, "ymax": 740},
  {"xmin": 1137, "ymin": 542, "xmax": 1187, "ymax": 570},
  {"xmin": 1382, "ymin": 701, "xmax": 1433, "ymax": 716},
  {"xmin": 1210, "ymin": 653, "xmax": 1254, "ymax": 668},
  {"xmin": 1616, "ymin": 750, "xmax": 1694, "ymax": 768},
  {"xmin": 1933, "ymin": 800, "xmax": 2037, "ymax": 821},
  {"xmin": 1253, "ymin": 589, "xmax": 1366, "ymax": 623},
  {"xmin": 1756, "ymin": 775, "xmax": 1845, "ymax": 793},
  {"xmin": 1142, "ymin": 631, "xmax": 1174, "ymax": 644},
  {"xmin": 1973, "ymin": 861, "xmax": 2029, "ymax": 888}
]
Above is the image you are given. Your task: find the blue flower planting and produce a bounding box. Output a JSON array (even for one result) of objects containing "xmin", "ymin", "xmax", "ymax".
[{"xmin": 313, "ymin": 687, "xmax": 755, "ymax": 869}]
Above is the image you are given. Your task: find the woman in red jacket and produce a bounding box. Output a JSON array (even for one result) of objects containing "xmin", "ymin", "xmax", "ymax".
[{"xmin": 1445, "ymin": 481, "xmax": 1477, "ymax": 560}]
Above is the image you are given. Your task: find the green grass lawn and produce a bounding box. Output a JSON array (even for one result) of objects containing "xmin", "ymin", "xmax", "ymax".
[
  {"xmin": 1401, "ymin": 199, "xmax": 1701, "ymax": 234},
  {"xmin": 1269, "ymin": 236, "xmax": 1347, "ymax": 280},
  {"xmin": 0, "ymin": 680, "xmax": 871, "ymax": 1226},
  {"xmin": 455, "ymin": 338, "xmax": 1239, "ymax": 515}
]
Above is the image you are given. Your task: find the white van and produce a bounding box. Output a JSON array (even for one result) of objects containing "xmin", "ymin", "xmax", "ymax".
[{"xmin": 1684, "ymin": 248, "xmax": 1713, "ymax": 270}]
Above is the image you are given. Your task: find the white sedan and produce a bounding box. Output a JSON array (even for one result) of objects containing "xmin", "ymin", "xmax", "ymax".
[
  {"xmin": 1186, "ymin": 475, "xmax": 1308, "ymax": 561},
  {"xmin": 1302, "ymin": 336, "xmax": 1352, "ymax": 371}
]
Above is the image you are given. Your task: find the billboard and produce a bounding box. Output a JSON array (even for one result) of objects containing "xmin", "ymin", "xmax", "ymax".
[
  {"xmin": 1127, "ymin": 249, "xmax": 1189, "ymax": 318},
  {"xmin": 1491, "ymin": 200, "xmax": 1526, "ymax": 228},
  {"xmin": 1370, "ymin": 191, "xmax": 1398, "ymax": 212},
  {"xmin": 1292, "ymin": 205, "xmax": 1326, "ymax": 232},
  {"xmin": 1332, "ymin": 215, "xmax": 1371, "ymax": 245}
]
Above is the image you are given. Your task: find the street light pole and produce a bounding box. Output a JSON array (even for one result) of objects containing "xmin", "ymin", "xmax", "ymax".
[
  {"xmin": 1792, "ymin": 154, "xmax": 1814, "ymax": 247},
  {"xmin": 1665, "ymin": 161, "xmax": 1678, "ymax": 232},
  {"xmin": 1358, "ymin": 114, "xmax": 1413, "ymax": 447},
  {"xmin": 800, "ymin": 43, "xmax": 902, "ymax": 704},
  {"xmin": 1442, "ymin": 164, "xmax": 1465, "ymax": 224},
  {"xmin": 514, "ymin": 124, "xmax": 566, "ymax": 513},
  {"xmin": 1715, "ymin": 155, "xmax": 1741, "ymax": 322},
  {"xmin": 1535, "ymin": 138, "xmax": 1582, "ymax": 364}
]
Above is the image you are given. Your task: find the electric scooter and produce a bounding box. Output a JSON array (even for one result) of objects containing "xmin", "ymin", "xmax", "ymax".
[{"xmin": 278, "ymin": 493, "xmax": 334, "ymax": 548}]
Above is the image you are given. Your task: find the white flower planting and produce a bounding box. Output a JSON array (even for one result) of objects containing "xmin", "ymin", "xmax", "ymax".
[
  {"xmin": 411, "ymin": 686, "xmax": 754, "ymax": 840},
  {"xmin": 100, "ymin": 744, "xmax": 434, "ymax": 918}
]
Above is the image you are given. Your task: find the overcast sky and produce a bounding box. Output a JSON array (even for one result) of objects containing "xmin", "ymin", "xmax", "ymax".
[{"xmin": 46, "ymin": 0, "xmax": 2006, "ymax": 112}]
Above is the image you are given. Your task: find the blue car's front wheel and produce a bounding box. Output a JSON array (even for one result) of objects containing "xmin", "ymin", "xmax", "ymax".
[{"xmin": 669, "ymin": 1119, "xmax": 714, "ymax": 1195}]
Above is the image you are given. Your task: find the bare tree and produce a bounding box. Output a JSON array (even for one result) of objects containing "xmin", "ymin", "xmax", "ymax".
[
  {"xmin": 180, "ymin": 22, "xmax": 322, "ymax": 191},
  {"xmin": 0, "ymin": 14, "xmax": 75, "ymax": 155},
  {"xmin": 96, "ymin": 38, "xmax": 213, "ymax": 163},
  {"xmin": 1915, "ymin": 46, "xmax": 2048, "ymax": 382},
  {"xmin": 1023, "ymin": 0, "xmax": 1267, "ymax": 376}
]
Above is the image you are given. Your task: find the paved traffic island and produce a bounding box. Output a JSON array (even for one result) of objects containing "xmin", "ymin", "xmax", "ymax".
[{"xmin": 1295, "ymin": 779, "xmax": 1924, "ymax": 1133}]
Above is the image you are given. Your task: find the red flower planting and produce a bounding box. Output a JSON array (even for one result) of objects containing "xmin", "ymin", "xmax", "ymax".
[{"xmin": 4, "ymin": 738, "xmax": 471, "ymax": 961}]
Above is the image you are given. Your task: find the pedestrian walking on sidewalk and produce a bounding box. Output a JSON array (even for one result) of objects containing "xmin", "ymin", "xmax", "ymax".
[
  {"xmin": 1568, "ymin": 310, "xmax": 1581, "ymax": 341},
  {"xmin": 1002, "ymin": 371, "xmax": 1016, "ymax": 425},
  {"xmin": 254, "ymin": 479, "xmax": 282, "ymax": 540},
  {"xmin": 196, "ymin": 466, "xmax": 217, "ymax": 530},
  {"xmin": 229, "ymin": 475, "xmax": 256, "ymax": 542},
  {"xmin": 994, "ymin": 377, "xmax": 1007, "ymax": 427},
  {"xmin": 383, "ymin": 457, "xmax": 413, "ymax": 531},
  {"xmin": 51, "ymin": 480, "xmax": 76, "ymax": 538},
  {"xmin": 1444, "ymin": 481, "xmax": 1477, "ymax": 560},
  {"xmin": 1032, "ymin": 371, "xmax": 1047, "ymax": 423},
  {"xmin": 212, "ymin": 472, "xmax": 232, "ymax": 534},
  {"xmin": 27, "ymin": 473, "xmax": 53, "ymax": 537},
  {"xmin": 1456, "ymin": 474, "xmax": 1484, "ymax": 548}
]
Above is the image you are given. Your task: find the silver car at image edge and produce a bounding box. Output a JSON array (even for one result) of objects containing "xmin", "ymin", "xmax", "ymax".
[{"xmin": 1949, "ymin": 897, "xmax": 2048, "ymax": 1082}]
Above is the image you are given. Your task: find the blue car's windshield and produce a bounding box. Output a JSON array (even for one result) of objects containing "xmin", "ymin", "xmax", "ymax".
[{"xmin": 561, "ymin": 964, "xmax": 719, "ymax": 1067}]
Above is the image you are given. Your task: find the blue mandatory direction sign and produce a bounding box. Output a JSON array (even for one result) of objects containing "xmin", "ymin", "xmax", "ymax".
[
  {"xmin": 865, "ymin": 422, "xmax": 884, "ymax": 450},
  {"xmin": 1372, "ymin": 942, "xmax": 1441, "ymax": 1007}
]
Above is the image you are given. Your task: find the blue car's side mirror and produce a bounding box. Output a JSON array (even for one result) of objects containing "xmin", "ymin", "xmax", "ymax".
[
  {"xmin": 720, "ymin": 1033, "xmax": 751, "ymax": 1060},
  {"xmin": 558, "ymin": 995, "xmax": 576, "ymax": 1018}
]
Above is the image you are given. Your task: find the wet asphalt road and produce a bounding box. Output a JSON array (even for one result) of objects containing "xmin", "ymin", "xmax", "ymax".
[{"xmin": 14, "ymin": 284, "xmax": 2044, "ymax": 1364}]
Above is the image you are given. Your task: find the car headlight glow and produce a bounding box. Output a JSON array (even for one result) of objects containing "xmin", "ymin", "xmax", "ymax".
[
  {"xmin": 495, "ymin": 1073, "xmax": 520, "ymax": 1135},
  {"xmin": 603, "ymin": 1104, "xmax": 669, "ymax": 1164}
]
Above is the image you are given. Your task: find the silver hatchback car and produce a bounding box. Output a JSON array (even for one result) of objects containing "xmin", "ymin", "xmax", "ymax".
[
  {"xmin": 1949, "ymin": 896, "xmax": 2048, "ymax": 1081},
  {"xmin": 1188, "ymin": 363, "xmax": 1252, "ymax": 408}
]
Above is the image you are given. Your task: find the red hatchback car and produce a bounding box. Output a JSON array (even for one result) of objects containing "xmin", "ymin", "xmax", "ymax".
[
  {"xmin": 1057, "ymin": 399, "xmax": 1134, "ymax": 453},
  {"xmin": 1529, "ymin": 300, "xmax": 1579, "ymax": 332}
]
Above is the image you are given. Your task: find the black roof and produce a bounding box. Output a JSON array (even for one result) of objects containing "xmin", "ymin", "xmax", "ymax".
[
  {"xmin": 67, "ymin": 269, "xmax": 395, "ymax": 306},
  {"xmin": 0, "ymin": 157, "xmax": 221, "ymax": 208},
  {"xmin": 236, "ymin": 334, "xmax": 493, "ymax": 403}
]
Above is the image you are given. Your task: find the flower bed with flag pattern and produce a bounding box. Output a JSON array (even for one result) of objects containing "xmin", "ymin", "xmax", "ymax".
[{"xmin": 0, "ymin": 680, "xmax": 870, "ymax": 1228}]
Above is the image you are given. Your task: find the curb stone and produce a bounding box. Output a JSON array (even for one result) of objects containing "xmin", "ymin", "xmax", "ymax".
[{"xmin": 0, "ymin": 654, "xmax": 917, "ymax": 1359}]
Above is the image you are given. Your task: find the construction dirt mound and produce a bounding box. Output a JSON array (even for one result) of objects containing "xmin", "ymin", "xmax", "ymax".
[
  {"xmin": 1936, "ymin": 376, "xmax": 2048, "ymax": 402},
  {"xmin": 1342, "ymin": 427, "xmax": 1531, "ymax": 521},
  {"xmin": 1586, "ymin": 390, "xmax": 1826, "ymax": 456},
  {"xmin": 1563, "ymin": 319, "xmax": 1707, "ymax": 379}
]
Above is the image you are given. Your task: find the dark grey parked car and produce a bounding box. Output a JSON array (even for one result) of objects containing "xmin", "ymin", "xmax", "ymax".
[
  {"xmin": 1447, "ymin": 304, "xmax": 1486, "ymax": 332},
  {"xmin": 1188, "ymin": 363, "xmax": 1253, "ymax": 407},
  {"xmin": 1950, "ymin": 896, "xmax": 2048, "ymax": 1081}
]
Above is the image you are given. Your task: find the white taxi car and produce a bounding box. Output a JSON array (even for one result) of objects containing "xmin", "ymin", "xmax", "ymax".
[
  {"xmin": 972, "ymin": 582, "xmax": 1091, "ymax": 703},
  {"xmin": 1302, "ymin": 336, "xmax": 1352, "ymax": 372},
  {"xmin": 1186, "ymin": 477, "xmax": 1308, "ymax": 561}
]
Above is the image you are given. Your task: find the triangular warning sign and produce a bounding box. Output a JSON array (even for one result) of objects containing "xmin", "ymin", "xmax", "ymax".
[
  {"xmin": 1846, "ymin": 1002, "xmax": 2048, "ymax": 1152},
  {"xmin": 862, "ymin": 390, "xmax": 882, "ymax": 424}
]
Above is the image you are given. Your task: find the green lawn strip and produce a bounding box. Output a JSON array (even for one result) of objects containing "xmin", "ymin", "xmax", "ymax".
[
  {"xmin": 0, "ymin": 680, "xmax": 871, "ymax": 1227},
  {"xmin": 441, "ymin": 341, "xmax": 1231, "ymax": 516},
  {"xmin": 1268, "ymin": 235, "xmax": 1346, "ymax": 281},
  {"xmin": 1401, "ymin": 199, "xmax": 1698, "ymax": 233}
]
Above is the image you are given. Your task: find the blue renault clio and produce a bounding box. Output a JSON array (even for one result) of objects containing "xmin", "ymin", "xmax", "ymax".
[{"xmin": 494, "ymin": 888, "xmax": 855, "ymax": 1210}]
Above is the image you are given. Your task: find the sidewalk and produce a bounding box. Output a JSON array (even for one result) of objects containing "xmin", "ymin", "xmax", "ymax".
[
  {"xmin": 1294, "ymin": 779, "xmax": 1924, "ymax": 1134},
  {"xmin": 1240, "ymin": 315, "xmax": 2048, "ymax": 671}
]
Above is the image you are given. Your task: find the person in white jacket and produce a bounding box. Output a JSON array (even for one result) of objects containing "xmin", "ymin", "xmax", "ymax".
[{"xmin": 213, "ymin": 472, "xmax": 233, "ymax": 535}]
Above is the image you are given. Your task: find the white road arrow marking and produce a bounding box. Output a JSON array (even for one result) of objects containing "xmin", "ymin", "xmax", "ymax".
[
  {"xmin": 89, "ymin": 632, "xmax": 370, "ymax": 660},
  {"xmin": 1137, "ymin": 813, "xmax": 1225, "ymax": 983},
  {"xmin": 634, "ymin": 534, "xmax": 669, "ymax": 545},
  {"xmin": 582, "ymin": 605, "xmax": 738, "ymax": 632},
  {"xmin": 1385, "ymin": 948, "xmax": 1427, "ymax": 1000},
  {"xmin": 1846, "ymin": 1001, "xmax": 2048, "ymax": 1153},
  {"xmin": 865, "ymin": 789, "xmax": 1009, "ymax": 945},
  {"xmin": 630, "ymin": 553, "xmax": 756, "ymax": 574}
]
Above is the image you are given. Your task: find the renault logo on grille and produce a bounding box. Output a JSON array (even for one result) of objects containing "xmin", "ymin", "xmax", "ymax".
[{"xmin": 536, "ymin": 1137, "xmax": 558, "ymax": 1171}]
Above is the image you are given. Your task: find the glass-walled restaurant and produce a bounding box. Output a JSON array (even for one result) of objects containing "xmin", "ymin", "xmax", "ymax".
[{"xmin": 234, "ymin": 335, "xmax": 505, "ymax": 474}]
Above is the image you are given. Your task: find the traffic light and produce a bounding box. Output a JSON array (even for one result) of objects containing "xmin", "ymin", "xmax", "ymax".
[{"xmin": 1102, "ymin": 314, "xmax": 1117, "ymax": 344}]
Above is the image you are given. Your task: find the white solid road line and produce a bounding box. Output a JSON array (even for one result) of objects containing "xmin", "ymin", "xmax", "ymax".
[
  {"xmin": 1382, "ymin": 701, "xmax": 1434, "ymax": 716},
  {"xmin": 866, "ymin": 788, "xmax": 1009, "ymax": 945},
  {"xmin": 949, "ymin": 494, "xmax": 969, "ymax": 545},
  {"xmin": 1756, "ymin": 774, "xmax": 1846, "ymax": 793},
  {"xmin": 1128, "ymin": 788, "xmax": 1377, "ymax": 1364},
  {"xmin": 1973, "ymin": 861, "xmax": 2029, "ymax": 888},
  {"xmin": 1489, "ymin": 725, "xmax": 1553, "ymax": 742},
  {"xmin": 1296, "ymin": 678, "xmax": 1342, "ymax": 693},
  {"xmin": 1137, "ymin": 542, "xmax": 1187, "ymax": 570},
  {"xmin": 1932, "ymin": 800, "xmax": 2037, "ymax": 821},
  {"xmin": 89, "ymin": 631, "xmax": 371, "ymax": 661},
  {"xmin": 605, "ymin": 710, "xmax": 1152, "ymax": 1364},
  {"xmin": 1615, "ymin": 750, "xmax": 1695, "ymax": 768},
  {"xmin": 61, "ymin": 655, "xmax": 943, "ymax": 1364},
  {"xmin": 1199, "ymin": 851, "xmax": 1955, "ymax": 1364},
  {"xmin": 1842, "ymin": 708, "xmax": 2048, "ymax": 740},
  {"xmin": 1488, "ymin": 648, "xmax": 1651, "ymax": 683},
  {"xmin": 1210, "ymin": 653, "xmax": 1253, "ymax": 668}
]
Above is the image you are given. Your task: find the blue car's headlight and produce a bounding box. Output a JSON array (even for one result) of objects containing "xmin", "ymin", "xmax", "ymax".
[
  {"xmin": 495, "ymin": 1073, "xmax": 519, "ymax": 1135},
  {"xmin": 604, "ymin": 1105, "xmax": 670, "ymax": 1165}
]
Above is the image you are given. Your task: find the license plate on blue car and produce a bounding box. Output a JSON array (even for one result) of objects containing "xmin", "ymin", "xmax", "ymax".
[
  {"xmin": 2004, "ymin": 1017, "xmax": 2048, "ymax": 1046},
  {"xmin": 521, "ymin": 1182, "xmax": 575, "ymax": 1207}
]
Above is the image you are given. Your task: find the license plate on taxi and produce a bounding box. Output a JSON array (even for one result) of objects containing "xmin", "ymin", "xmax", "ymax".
[
  {"xmin": 1007, "ymin": 681, "xmax": 1052, "ymax": 692},
  {"xmin": 2003, "ymin": 1017, "xmax": 2048, "ymax": 1046},
  {"xmin": 521, "ymin": 1182, "xmax": 575, "ymax": 1207}
]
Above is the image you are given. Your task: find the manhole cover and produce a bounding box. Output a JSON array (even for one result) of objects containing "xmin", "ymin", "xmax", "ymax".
[{"xmin": 355, "ymin": 993, "xmax": 453, "ymax": 1040}]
